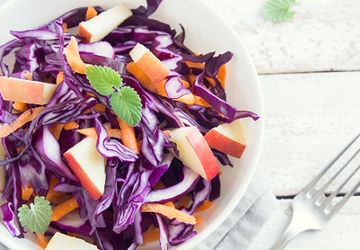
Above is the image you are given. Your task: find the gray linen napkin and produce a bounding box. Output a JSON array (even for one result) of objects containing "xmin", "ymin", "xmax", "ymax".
[{"xmin": 193, "ymin": 170, "xmax": 279, "ymax": 250}]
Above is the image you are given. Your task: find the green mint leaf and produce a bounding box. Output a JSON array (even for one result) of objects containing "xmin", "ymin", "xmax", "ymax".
[
  {"xmin": 110, "ymin": 86, "xmax": 142, "ymax": 127},
  {"xmin": 18, "ymin": 196, "xmax": 52, "ymax": 234},
  {"xmin": 262, "ymin": 0, "xmax": 300, "ymax": 22},
  {"xmin": 85, "ymin": 65, "xmax": 122, "ymax": 96}
]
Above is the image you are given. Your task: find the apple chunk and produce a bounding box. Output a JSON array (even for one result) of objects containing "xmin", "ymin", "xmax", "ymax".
[
  {"xmin": 79, "ymin": 3, "xmax": 133, "ymax": 43},
  {"xmin": 63, "ymin": 136, "xmax": 106, "ymax": 200},
  {"xmin": 0, "ymin": 76, "xmax": 56, "ymax": 105},
  {"xmin": 45, "ymin": 232, "xmax": 98, "ymax": 250},
  {"xmin": 129, "ymin": 43, "xmax": 170, "ymax": 84},
  {"xmin": 168, "ymin": 126, "xmax": 220, "ymax": 181},
  {"xmin": 204, "ymin": 119, "xmax": 246, "ymax": 158}
]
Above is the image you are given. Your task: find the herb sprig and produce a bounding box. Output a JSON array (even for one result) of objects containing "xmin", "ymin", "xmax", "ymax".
[
  {"xmin": 262, "ymin": 0, "xmax": 301, "ymax": 23},
  {"xmin": 17, "ymin": 196, "xmax": 53, "ymax": 234},
  {"xmin": 85, "ymin": 65, "xmax": 142, "ymax": 127}
]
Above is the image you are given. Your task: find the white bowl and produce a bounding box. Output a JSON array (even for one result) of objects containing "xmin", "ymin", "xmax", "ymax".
[{"xmin": 0, "ymin": 0, "xmax": 264, "ymax": 249}]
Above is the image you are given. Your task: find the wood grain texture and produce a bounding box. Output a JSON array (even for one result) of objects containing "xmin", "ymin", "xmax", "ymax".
[
  {"xmin": 206, "ymin": 0, "xmax": 360, "ymax": 74},
  {"xmin": 258, "ymin": 72, "xmax": 360, "ymax": 196},
  {"xmin": 248, "ymin": 197, "xmax": 360, "ymax": 250}
]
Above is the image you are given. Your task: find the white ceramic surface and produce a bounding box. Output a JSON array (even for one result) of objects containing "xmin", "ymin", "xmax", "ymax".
[{"xmin": 0, "ymin": 0, "xmax": 264, "ymax": 249}]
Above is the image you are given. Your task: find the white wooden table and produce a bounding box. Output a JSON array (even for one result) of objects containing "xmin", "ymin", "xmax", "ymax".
[{"xmin": 206, "ymin": 0, "xmax": 360, "ymax": 249}]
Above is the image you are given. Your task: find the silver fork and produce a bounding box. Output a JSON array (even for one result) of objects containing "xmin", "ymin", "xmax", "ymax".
[{"xmin": 270, "ymin": 134, "xmax": 360, "ymax": 250}]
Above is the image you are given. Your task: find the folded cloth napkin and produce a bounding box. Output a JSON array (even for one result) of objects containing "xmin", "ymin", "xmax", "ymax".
[{"xmin": 193, "ymin": 170, "xmax": 279, "ymax": 250}]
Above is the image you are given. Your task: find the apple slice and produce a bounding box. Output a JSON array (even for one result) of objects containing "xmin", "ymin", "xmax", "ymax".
[
  {"xmin": 79, "ymin": 3, "xmax": 133, "ymax": 43},
  {"xmin": 204, "ymin": 119, "xmax": 246, "ymax": 159},
  {"xmin": 63, "ymin": 136, "xmax": 106, "ymax": 200},
  {"xmin": 45, "ymin": 232, "xmax": 98, "ymax": 250},
  {"xmin": 0, "ymin": 76, "xmax": 56, "ymax": 105},
  {"xmin": 129, "ymin": 43, "xmax": 170, "ymax": 84},
  {"xmin": 168, "ymin": 126, "xmax": 220, "ymax": 181}
]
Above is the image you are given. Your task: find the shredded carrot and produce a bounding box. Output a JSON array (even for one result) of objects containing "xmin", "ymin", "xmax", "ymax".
[
  {"xmin": 12, "ymin": 102, "xmax": 28, "ymax": 112},
  {"xmin": 76, "ymin": 127, "xmax": 97, "ymax": 137},
  {"xmin": 50, "ymin": 122, "xmax": 64, "ymax": 140},
  {"xmin": 93, "ymin": 103, "xmax": 106, "ymax": 113},
  {"xmin": 17, "ymin": 145, "xmax": 24, "ymax": 155},
  {"xmin": 195, "ymin": 216, "xmax": 203, "ymax": 225},
  {"xmin": 62, "ymin": 23, "xmax": 68, "ymax": 33},
  {"xmin": 140, "ymin": 229, "xmax": 160, "ymax": 245},
  {"xmin": 46, "ymin": 175, "xmax": 65, "ymax": 201},
  {"xmin": 56, "ymin": 71, "xmax": 64, "ymax": 85},
  {"xmin": 194, "ymin": 200, "xmax": 213, "ymax": 213},
  {"xmin": 64, "ymin": 36, "xmax": 90, "ymax": 74},
  {"xmin": 48, "ymin": 194, "xmax": 74, "ymax": 205},
  {"xmin": 67, "ymin": 232, "xmax": 77, "ymax": 237},
  {"xmin": 176, "ymin": 195, "xmax": 192, "ymax": 209},
  {"xmin": 153, "ymin": 180, "xmax": 166, "ymax": 190},
  {"xmin": 85, "ymin": 6, "xmax": 98, "ymax": 21},
  {"xmin": 184, "ymin": 61, "xmax": 204, "ymax": 69},
  {"xmin": 141, "ymin": 203, "xmax": 197, "ymax": 225},
  {"xmin": 36, "ymin": 233, "xmax": 49, "ymax": 249},
  {"xmin": 217, "ymin": 64, "xmax": 226, "ymax": 88},
  {"xmin": 187, "ymin": 73, "xmax": 197, "ymax": 85},
  {"xmin": 117, "ymin": 117, "xmax": 140, "ymax": 154},
  {"xmin": 0, "ymin": 106, "xmax": 45, "ymax": 138},
  {"xmin": 51, "ymin": 197, "xmax": 79, "ymax": 221},
  {"xmin": 63, "ymin": 121, "xmax": 79, "ymax": 130},
  {"xmin": 22, "ymin": 184, "xmax": 33, "ymax": 200},
  {"xmin": 164, "ymin": 201, "xmax": 176, "ymax": 209}
]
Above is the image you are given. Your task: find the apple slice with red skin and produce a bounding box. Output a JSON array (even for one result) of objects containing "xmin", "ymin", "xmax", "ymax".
[
  {"xmin": 168, "ymin": 126, "xmax": 220, "ymax": 181},
  {"xmin": 79, "ymin": 3, "xmax": 132, "ymax": 43},
  {"xmin": 129, "ymin": 43, "xmax": 170, "ymax": 84},
  {"xmin": 0, "ymin": 76, "xmax": 56, "ymax": 105},
  {"xmin": 204, "ymin": 119, "xmax": 246, "ymax": 159},
  {"xmin": 63, "ymin": 136, "xmax": 106, "ymax": 200},
  {"xmin": 45, "ymin": 232, "xmax": 98, "ymax": 250}
]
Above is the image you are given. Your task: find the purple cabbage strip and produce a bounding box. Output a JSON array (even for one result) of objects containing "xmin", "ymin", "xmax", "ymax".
[
  {"xmin": 144, "ymin": 166, "xmax": 200, "ymax": 203},
  {"xmin": 1, "ymin": 202, "xmax": 22, "ymax": 237}
]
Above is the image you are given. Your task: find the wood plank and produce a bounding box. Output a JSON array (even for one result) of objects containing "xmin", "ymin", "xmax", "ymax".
[
  {"xmin": 248, "ymin": 197, "xmax": 360, "ymax": 249},
  {"xmin": 206, "ymin": 0, "xmax": 360, "ymax": 74},
  {"xmin": 257, "ymin": 71, "xmax": 360, "ymax": 196}
]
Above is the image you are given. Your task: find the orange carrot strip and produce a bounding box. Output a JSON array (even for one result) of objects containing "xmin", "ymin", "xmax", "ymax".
[
  {"xmin": 176, "ymin": 195, "xmax": 192, "ymax": 209},
  {"xmin": 140, "ymin": 229, "xmax": 160, "ymax": 245},
  {"xmin": 195, "ymin": 216, "xmax": 203, "ymax": 225},
  {"xmin": 194, "ymin": 200, "xmax": 213, "ymax": 213},
  {"xmin": 117, "ymin": 117, "xmax": 140, "ymax": 154},
  {"xmin": 48, "ymin": 194, "xmax": 74, "ymax": 205},
  {"xmin": 64, "ymin": 36, "xmax": 90, "ymax": 74},
  {"xmin": 22, "ymin": 184, "xmax": 33, "ymax": 200},
  {"xmin": 76, "ymin": 127, "xmax": 97, "ymax": 137},
  {"xmin": 0, "ymin": 107, "xmax": 45, "ymax": 138},
  {"xmin": 217, "ymin": 64, "xmax": 226, "ymax": 88},
  {"xmin": 184, "ymin": 61, "xmax": 204, "ymax": 69},
  {"xmin": 67, "ymin": 232, "xmax": 77, "ymax": 237},
  {"xmin": 12, "ymin": 102, "xmax": 28, "ymax": 112},
  {"xmin": 141, "ymin": 203, "xmax": 197, "ymax": 225},
  {"xmin": 63, "ymin": 121, "xmax": 79, "ymax": 130},
  {"xmin": 36, "ymin": 233, "xmax": 49, "ymax": 249},
  {"xmin": 46, "ymin": 175, "xmax": 65, "ymax": 201},
  {"xmin": 164, "ymin": 201, "xmax": 175, "ymax": 209},
  {"xmin": 85, "ymin": 6, "xmax": 98, "ymax": 21},
  {"xmin": 93, "ymin": 103, "xmax": 107, "ymax": 113},
  {"xmin": 51, "ymin": 197, "xmax": 79, "ymax": 221},
  {"xmin": 62, "ymin": 23, "xmax": 68, "ymax": 33},
  {"xmin": 107, "ymin": 128, "xmax": 122, "ymax": 139},
  {"xmin": 152, "ymin": 180, "xmax": 166, "ymax": 190},
  {"xmin": 56, "ymin": 71, "xmax": 64, "ymax": 85},
  {"xmin": 187, "ymin": 73, "xmax": 196, "ymax": 85},
  {"xmin": 49, "ymin": 122, "xmax": 64, "ymax": 140}
]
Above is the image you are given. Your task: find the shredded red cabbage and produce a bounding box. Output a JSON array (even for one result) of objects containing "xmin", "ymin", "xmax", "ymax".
[{"xmin": 0, "ymin": 0, "xmax": 259, "ymax": 249}]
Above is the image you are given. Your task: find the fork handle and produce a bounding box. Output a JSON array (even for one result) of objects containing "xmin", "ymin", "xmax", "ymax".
[{"xmin": 270, "ymin": 219, "xmax": 305, "ymax": 250}]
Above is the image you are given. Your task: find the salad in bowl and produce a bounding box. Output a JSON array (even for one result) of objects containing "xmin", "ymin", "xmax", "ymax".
[{"xmin": 0, "ymin": 0, "xmax": 263, "ymax": 249}]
